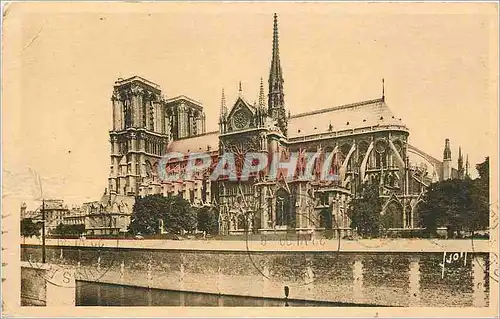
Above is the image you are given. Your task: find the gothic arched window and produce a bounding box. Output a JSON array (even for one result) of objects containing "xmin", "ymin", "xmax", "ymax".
[
  {"xmin": 237, "ymin": 214, "xmax": 247, "ymax": 230},
  {"xmin": 383, "ymin": 201, "xmax": 404, "ymax": 229},
  {"xmin": 319, "ymin": 208, "xmax": 332, "ymax": 229},
  {"xmin": 149, "ymin": 102, "xmax": 155, "ymax": 131},
  {"xmin": 124, "ymin": 101, "xmax": 132, "ymax": 128}
]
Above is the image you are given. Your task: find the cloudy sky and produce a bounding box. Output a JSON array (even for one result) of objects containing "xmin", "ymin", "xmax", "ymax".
[{"xmin": 2, "ymin": 2, "xmax": 498, "ymax": 214}]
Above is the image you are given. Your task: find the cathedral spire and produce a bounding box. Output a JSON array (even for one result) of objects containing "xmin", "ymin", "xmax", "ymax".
[
  {"xmin": 443, "ymin": 138, "xmax": 452, "ymax": 180},
  {"xmin": 382, "ymin": 78, "xmax": 385, "ymax": 101},
  {"xmin": 220, "ymin": 88, "xmax": 227, "ymax": 117},
  {"xmin": 219, "ymin": 88, "xmax": 228, "ymax": 133},
  {"xmin": 268, "ymin": 13, "xmax": 285, "ymax": 112},
  {"xmin": 458, "ymin": 146, "xmax": 464, "ymax": 179},
  {"xmin": 443, "ymin": 138, "xmax": 451, "ymax": 161},
  {"xmin": 465, "ymin": 154, "xmax": 470, "ymax": 177},
  {"xmin": 258, "ymin": 77, "xmax": 266, "ymax": 109},
  {"xmin": 268, "ymin": 13, "xmax": 287, "ymax": 135}
]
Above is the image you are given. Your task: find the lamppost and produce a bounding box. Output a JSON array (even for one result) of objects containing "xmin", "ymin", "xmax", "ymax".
[
  {"xmin": 42, "ymin": 199, "xmax": 46, "ymax": 263},
  {"xmin": 31, "ymin": 169, "xmax": 47, "ymax": 263}
]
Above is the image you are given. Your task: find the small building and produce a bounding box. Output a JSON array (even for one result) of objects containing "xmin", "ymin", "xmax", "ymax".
[
  {"xmin": 34, "ymin": 200, "xmax": 70, "ymax": 235},
  {"xmin": 83, "ymin": 194, "xmax": 134, "ymax": 236},
  {"xmin": 61, "ymin": 207, "xmax": 86, "ymax": 226}
]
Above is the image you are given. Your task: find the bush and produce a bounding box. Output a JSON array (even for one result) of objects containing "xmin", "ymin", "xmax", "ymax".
[
  {"xmin": 21, "ymin": 218, "xmax": 42, "ymax": 237},
  {"xmin": 52, "ymin": 223, "xmax": 85, "ymax": 237}
]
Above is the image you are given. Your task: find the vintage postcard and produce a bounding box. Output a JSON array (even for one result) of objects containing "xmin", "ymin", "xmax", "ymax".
[{"xmin": 2, "ymin": 1, "xmax": 499, "ymax": 317}]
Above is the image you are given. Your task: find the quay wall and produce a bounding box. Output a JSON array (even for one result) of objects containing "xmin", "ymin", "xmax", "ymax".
[{"xmin": 20, "ymin": 241, "xmax": 491, "ymax": 307}]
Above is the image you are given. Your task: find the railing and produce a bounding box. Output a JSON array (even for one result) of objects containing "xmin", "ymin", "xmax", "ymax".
[{"xmin": 289, "ymin": 124, "xmax": 409, "ymax": 144}]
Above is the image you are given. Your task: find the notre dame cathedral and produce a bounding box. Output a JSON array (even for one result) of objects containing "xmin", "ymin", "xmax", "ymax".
[{"xmin": 104, "ymin": 14, "xmax": 469, "ymax": 236}]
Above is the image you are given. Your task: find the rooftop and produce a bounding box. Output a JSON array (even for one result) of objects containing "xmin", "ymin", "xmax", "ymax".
[
  {"xmin": 34, "ymin": 199, "xmax": 68, "ymax": 212},
  {"xmin": 288, "ymin": 98, "xmax": 407, "ymax": 138},
  {"xmin": 114, "ymin": 75, "xmax": 161, "ymax": 91},
  {"xmin": 168, "ymin": 131, "xmax": 219, "ymax": 154},
  {"xmin": 165, "ymin": 95, "xmax": 203, "ymax": 107}
]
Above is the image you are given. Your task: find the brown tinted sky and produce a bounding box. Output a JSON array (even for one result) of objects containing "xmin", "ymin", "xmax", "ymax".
[{"xmin": 2, "ymin": 2, "xmax": 498, "ymax": 213}]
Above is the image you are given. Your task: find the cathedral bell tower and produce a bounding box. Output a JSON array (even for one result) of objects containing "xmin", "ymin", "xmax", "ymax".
[
  {"xmin": 268, "ymin": 13, "xmax": 287, "ymax": 136},
  {"xmin": 165, "ymin": 96, "xmax": 206, "ymax": 140},
  {"xmin": 109, "ymin": 76, "xmax": 169, "ymax": 196}
]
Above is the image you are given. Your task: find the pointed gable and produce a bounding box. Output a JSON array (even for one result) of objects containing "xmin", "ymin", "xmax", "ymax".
[
  {"xmin": 226, "ymin": 96, "xmax": 256, "ymax": 132},
  {"xmin": 228, "ymin": 96, "xmax": 255, "ymax": 118}
]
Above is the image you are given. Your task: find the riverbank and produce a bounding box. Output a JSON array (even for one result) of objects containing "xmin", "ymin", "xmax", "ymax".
[
  {"xmin": 21, "ymin": 237, "xmax": 491, "ymax": 252},
  {"xmin": 21, "ymin": 245, "xmax": 491, "ymax": 308}
]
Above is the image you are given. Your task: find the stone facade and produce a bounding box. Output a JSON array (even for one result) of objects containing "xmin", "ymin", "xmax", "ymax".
[
  {"xmin": 108, "ymin": 76, "xmax": 172, "ymax": 197},
  {"xmin": 82, "ymin": 195, "xmax": 134, "ymax": 235},
  {"xmin": 98, "ymin": 14, "xmax": 466, "ymax": 236}
]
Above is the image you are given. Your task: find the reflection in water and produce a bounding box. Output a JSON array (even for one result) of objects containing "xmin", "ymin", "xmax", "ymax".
[{"xmin": 75, "ymin": 281, "xmax": 382, "ymax": 307}]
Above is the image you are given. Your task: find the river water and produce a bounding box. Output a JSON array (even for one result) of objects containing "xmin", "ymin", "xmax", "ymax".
[{"xmin": 75, "ymin": 281, "xmax": 382, "ymax": 306}]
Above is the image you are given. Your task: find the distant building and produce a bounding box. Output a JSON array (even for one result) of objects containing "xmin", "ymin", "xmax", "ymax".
[
  {"xmin": 20, "ymin": 200, "xmax": 84, "ymax": 234},
  {"xmin": 34, "ymin": 200, "xmax": 70, "ymax": 234},
  {"xmin": 82, "ymin": 194, "xmax": 133, "ymax": 236},
  {"xmin": 61, "ymin": 207, "xmax": 85, "ymax": 227}
]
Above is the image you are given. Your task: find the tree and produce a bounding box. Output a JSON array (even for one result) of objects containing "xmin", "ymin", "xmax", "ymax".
[
  {"xmin": 129, "ymin": 194, "xmax": 165, "ymax": 235},
  {"xmin": 163, "ymin": 196, "xmax": 197, "ymax": 234},
  {"xmin": 419, "ymin": 179, "xmax": 471, "ymax": 237},
  {"xmin": 73, "ymin": 224, "xmax": 86, "ymax": 235},
  {"xmin": 469, "ymin": 157, "xmax": 489, "ymax": 232},
  {"xmin": 196, "ymin": 205, "xmax": 219, "ymax": 234},
  {"xmin": 53, "ymin": 223, "xmax": 66, "ymax": 236},
  {"xmin": 20, "ymin": 218, "xmax": 41, "ymax": 238},
  {"xmin": 476, "ymin": 156, "xmax": 489, "ymax": 181},
  {"xmin": 348, "ymin": 183, "xmax": 382, "ymax": 238},
  {"xmin": 419, "ymin": 157, "xmax": 490, "ymax": 237},
  {"xmin": 52, "ymin": 223, "xmax": 85, "ymax": 237},
  {"xmin": 129, "ymin": 194, "xmax": 197, "ymax": 236},
  {"xmin": 419, "ymin": 176, "xmax": 490, "ymax": 237}
]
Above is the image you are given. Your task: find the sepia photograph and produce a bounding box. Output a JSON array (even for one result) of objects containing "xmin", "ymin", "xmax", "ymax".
[{"xmin": 1, "ymin": 2, "xmax": 498, "ymax": 317}]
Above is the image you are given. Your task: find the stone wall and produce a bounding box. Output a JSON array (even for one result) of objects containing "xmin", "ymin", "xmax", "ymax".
[
  {"xmin": 21, "ymin": 245, "xmax": 490, "ymax": 307},
  {"xmin": 21, "ymin": 262, "xmax": 76, "ymax": 306},
  {"xmin": 21, "ymin": 266, "xmax": 46, "ymax": 306}
]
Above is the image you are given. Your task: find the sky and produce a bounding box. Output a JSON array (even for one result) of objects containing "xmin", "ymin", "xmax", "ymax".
[{"xmin": 2, "ymin": 2, "xmax": 498, "ymax": 215}]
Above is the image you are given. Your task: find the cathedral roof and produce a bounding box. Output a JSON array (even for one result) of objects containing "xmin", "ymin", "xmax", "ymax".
[
  {"xmin": 168, "ymin": 131, "xmax": 220, "ymax": 154},
  {"xmin": 288, "ymin": 98, "xmax": 407, "ymax": 138},
  {"xmin": 165, "ymin": 98, "xmax": 407, "ymax": 155}
]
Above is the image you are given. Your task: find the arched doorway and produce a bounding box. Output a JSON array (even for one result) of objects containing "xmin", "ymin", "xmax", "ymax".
[
  {"xmin": 412, "ymin": 202, "xmax": 423, "ymax": 228},
  {"xmin": 237, "ymin": 213, "xmax": 248, "ymax": 230},
  {"xmin": 319, "ymin": 208, "xmax": 333, "ymax": 229},
  {"xmin": 405, "ymin": 204, "xmax": 413, "ymax": 228},
  {"xmin": 275, "ymin": 188, "xmax": 291, "ymax": 227},
  {"xmin": 383, "ymin": 200, "xmax": 404, "ymax": 228}
]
